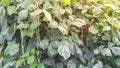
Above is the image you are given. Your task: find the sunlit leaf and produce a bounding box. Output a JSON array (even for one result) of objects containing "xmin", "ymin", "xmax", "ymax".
[
  {"xmin": 0, "ymin": 7, "xmax": 5, "ymax": 18},
  {"xmin": 7, "ymin": 6, "xmax": 16, "ymax": 15},
  {"xmin": 58, "ymin": 26, "xmax": 68, "ymax": 35},
  {"xmin": 27, "ymin": 55, "xmax": 35, "ymax": 64},
  {"xmin": 89, "ymin": 26, "xmax": 98, "ymax": 34},
  {"xmin": 48, "ymin": 20, "xmax": 58, "ymax": 28},
  {"xmin": 1, "ymin": 0, "xmax": 11, "ymax": 6},
  {"xmin": 43, "ymin": 9, "xmax": 52, "ymax": 21},
  {"xmin": 30, "ymin": 9, "xmax": 43, "ymax": 16}
]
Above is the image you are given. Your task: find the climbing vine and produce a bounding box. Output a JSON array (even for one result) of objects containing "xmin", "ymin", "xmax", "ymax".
[{"xmin": 0, "ymin": 0, "xmax": 120, "ymax": 68}]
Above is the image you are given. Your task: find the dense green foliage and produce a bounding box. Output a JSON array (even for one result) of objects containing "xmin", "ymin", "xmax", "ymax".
[{"xmin": 0, "ymin": 0, "xmax": 120, "ymax": 68}]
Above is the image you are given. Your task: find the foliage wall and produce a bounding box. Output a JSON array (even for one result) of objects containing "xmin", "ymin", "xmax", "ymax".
[{"xmin": 0, "ymin": 0, "xmax": 120, "ymax": 68}]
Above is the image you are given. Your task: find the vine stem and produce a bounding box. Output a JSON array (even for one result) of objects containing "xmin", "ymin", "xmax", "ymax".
[
  {"xmin": 34, "ymin": 0, "xmax": 40, "ymax": 49},
  {"xmin": 20, "ymin": 28, "xmax": 25, "ymax": 65}
]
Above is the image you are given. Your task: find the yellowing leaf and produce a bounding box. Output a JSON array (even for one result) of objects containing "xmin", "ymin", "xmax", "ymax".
[
  {"xmin": 1, "ymin": 0, "xmax": 11, "ymax": 6},
  {"xmin": 61, "ymin": 0, "xmax": 71, "ymax": 5},
  {"xmin": 64, "ymin": 0, "xmax": 71, "ymax": 5},
  {"xmin": 71, "ymin": 0, "xmax": 77, "ymax": 3},
  {"xmin": 113, "ymin": 24, "xmax": 120, "ymax": 29}
]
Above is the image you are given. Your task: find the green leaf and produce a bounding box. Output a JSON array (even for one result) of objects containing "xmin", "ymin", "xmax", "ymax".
[
  {"xmin": 111, "ymin": 47, "xmax": 120, "ymax": 56},
  {"xmin": 1, "ymin": 0, "xmax": 11, "ymax": 6},
  {"xmin": 20, "ymin": 0, "xmax": 34, "ymax": 9},
  {"xmin": 18, "ymin": 10, "xmax": 28, "ymax": 21},
  {"xmin": 48, "ymin": 42, "xmax": 58, "ymax": 56},
  {"xmin": 94, "ymin": 49, "xmax": 100, "ymax": 54},
  {"xmin": 42, "ymin": 58, "xmax": 55, "ymax": 66},
  {"xmin": 112, "ymin": 36, "xmax": 120, "ymax": 46},
  {"xmin": 17, "ymin": 23, "xmax": 29, "ymax": 29},
  {"xmin": 58, "ymin": 40, "xmax": 70, "ymax": 59},
  {"xmin": 115, "ymin": 58, "xmax": 120, "ymax": 66},
  {"xmin": 39, "ymin": 39, "xmax": 49, "ymax": 50},
  {"xmin": 30, "ymin": 9, "xmax": 43, "ymax": 16},
  {"xmin": 92, "ymin": 61, "xmax": 103, "ymax": 68},
  {"xmin": 43, "ymin": 9, "xmax": 52, "ymax": 21},
  {"xmin": 6, "ymin": 41, "xmax": 20, "ymax": 56},
  {"xmin": 38, "ymin": 63, "xmax": 44, "ymax": 68},
  {"xmin": 48, "ymin": 20, "xmax": 58, "ymax": 28},
  {"xmin": 100, "ymin": 48, "xmax": 112, "ymax": 56},
  {"xmin": 30, "ymin": 21, "xmax": 41, "ymax": 29},
  {"xmin": 27, "ymin": 55, "xmax": 35, "ymax": 64},
  {"xmin": 16, "ymin": 59, "xmax": 24, "ymax": 68},
  {"xmin": 7, "ymin": 6, "xmax": 16, "ymax": 15},
  {"xmin": 21, "ymin": 29, "xmax": 35, "ymax": 37},
  {"xmin": 0, "ymin": 7, "xmax": 5, "ymax": 18},
  {"xmin": 55, "ymin": 62, "xmax": 63, "ymax": 68},
  {"xmin": 71, "ymin": 32, "xmax": 83, "ymax": 45},
  {"xmin": 89, "ymin": 26, "xmax": 98, "ymax": 34}
]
